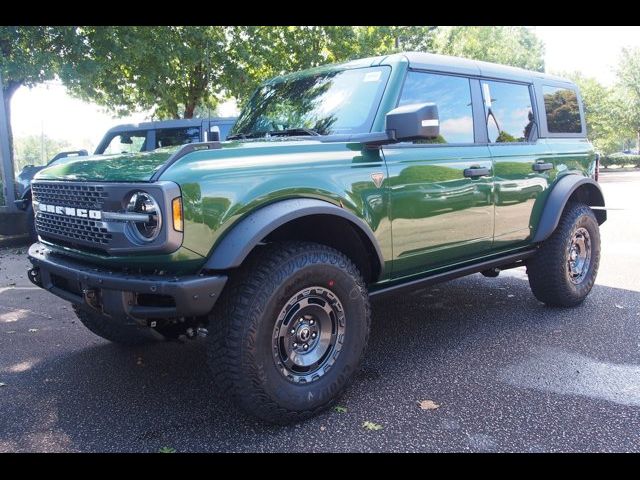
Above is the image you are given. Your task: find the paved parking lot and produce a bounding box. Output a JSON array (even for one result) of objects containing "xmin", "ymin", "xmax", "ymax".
[{"xmin": 1, "ymin": 170, "xmax": 639, "ymax": 452}]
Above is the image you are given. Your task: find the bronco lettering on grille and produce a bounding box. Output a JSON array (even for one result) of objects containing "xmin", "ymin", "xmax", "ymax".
[{"xmin": 34, "ymin": 202, "xmax": 102, "ymax": 220}]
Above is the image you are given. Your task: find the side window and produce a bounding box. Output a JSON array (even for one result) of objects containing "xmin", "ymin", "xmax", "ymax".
[
  {"xmin": 155, "ymin": 127, "xmax": 201, "ymax": 149},
  {"xmin": 398, "ymin": 71, "xmax": 474, "ymax": 144},
  {"xmin": 482, "ymin": 81, "xmax": 535, "ymax": 143},
  {"xmin": 103, "ymin": 133, "xmax": 147, "ymax": 155},
  {"xmin": 543, "ymin": 86, "xmax": 582, "ymax": 134}
]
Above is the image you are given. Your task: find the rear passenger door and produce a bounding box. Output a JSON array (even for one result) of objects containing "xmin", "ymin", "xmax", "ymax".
[
  {"xmin": 383, "ymin": 71, "xmax": 494, "ymax": 278},
  {"xmin": 481, "ymin": 80, "xmax": 553, "ymax": 247}
]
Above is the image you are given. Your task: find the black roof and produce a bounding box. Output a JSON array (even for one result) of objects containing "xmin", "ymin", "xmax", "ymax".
[
  {"xmin": 104, "ymin": 117, "xmax": 237, "ymax": 135},
  {"xmin": 335, "ymin": 51, "xmax": 575, "ymax": 86},
  {"xmin": 401, "ymin": 52, "xmax": 571, "ymax": 84}
]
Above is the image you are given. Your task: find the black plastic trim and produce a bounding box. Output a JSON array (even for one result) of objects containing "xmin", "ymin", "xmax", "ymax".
[
  {"xmin": 27, "ymin": 243, "xmax": 227, "ymax": 319},
  {"xmin": 532, "ymin": 175, "xmax": 606, "ymax": 243},
  {"xmin": 370, "ymin": 249, "xmax": 536, "ymax": 297},
  {"xmin": 203, "ymin": 198, "xmax": 385, "ymax": 280}
]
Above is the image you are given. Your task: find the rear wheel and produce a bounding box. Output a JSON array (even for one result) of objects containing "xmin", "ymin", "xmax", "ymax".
[
  {"xmin": 527, "ymin": 202, "xmax": 601, "ymax": 307},
  {"xmin": 207, "ymin": 241, "xmax": 370, "ymax": 424}
]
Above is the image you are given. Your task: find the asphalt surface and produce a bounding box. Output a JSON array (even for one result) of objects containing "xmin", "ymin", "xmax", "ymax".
[{"xmin": 1, "ymin": 170, "xmax": 639, "ymax": 452}]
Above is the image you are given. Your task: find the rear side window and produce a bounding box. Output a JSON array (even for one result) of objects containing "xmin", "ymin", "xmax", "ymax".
[
  {"xmin": 543, "ymin": 86, "xmax": 582, "ymax": 134},
  {"xmin": 482, "ymin": 81, "xmax": 535, "ymax": 143},
  {"xmin": 399, "ymin": 71, "xmax": 474, "ymax": 144}
]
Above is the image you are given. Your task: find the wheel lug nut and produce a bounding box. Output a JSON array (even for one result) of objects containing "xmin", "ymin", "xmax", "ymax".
[
  {"xmin": 311, "ymin": 332, "xmax": 317, "ymax": 339},
  {"xmin": 293, "ymin": 343, "xmax": 298, "ymax": 348},
  {"xmin": 309, "ymin": 319, "xmax": 315, "ymax": 325},
  {"xmin": 290, "ymin": 328, "xmax": 295, "ymax": 334},
  {"xmin": 303, "ymin": 344, "xmax": 309, "ymax": 350}
]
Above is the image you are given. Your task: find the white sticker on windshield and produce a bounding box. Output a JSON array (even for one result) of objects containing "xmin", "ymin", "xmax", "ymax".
[{"xmin": 363, "ymin": 71, "xmax": 382, "ymax": 82}]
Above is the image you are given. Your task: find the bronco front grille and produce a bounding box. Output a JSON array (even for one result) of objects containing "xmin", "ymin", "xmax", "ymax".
[
  {"xmin": 32, "ymin": 182, "xmax": 112, "ymax": 249},
  {"xmin": 31, "ymin": 182, "xmax": 108, "ymax": 210},
  {"xmin": 35, "ymin": 212, "xmax": 112, "ymax": 245}
]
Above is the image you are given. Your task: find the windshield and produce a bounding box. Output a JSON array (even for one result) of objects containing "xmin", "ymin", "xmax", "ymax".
[{"xmin": 230, "ymin": 66, "xmax": 391, "ymax": 138}]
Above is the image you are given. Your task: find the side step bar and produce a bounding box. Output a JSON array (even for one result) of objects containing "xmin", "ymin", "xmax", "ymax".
[{"xmin": 370, "ymin": 249, "xmax": 536, "ymax": 297}]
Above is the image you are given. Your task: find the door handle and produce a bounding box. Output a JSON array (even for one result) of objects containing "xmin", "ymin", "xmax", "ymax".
[
  {"xmin": 464, "ymin": 167, "xmax": 491, "ymax": 178},
  {"xmin": 532, "ymin": 162, "xmax": 553, "ymax": 172}
]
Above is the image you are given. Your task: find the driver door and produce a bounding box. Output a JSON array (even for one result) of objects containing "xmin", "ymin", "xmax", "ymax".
[{"xmin": 383, "ymin": 71, "xmax": 494, "ymax": 278}]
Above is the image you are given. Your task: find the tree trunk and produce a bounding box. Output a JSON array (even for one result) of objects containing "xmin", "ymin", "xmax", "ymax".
[
  {"xmin": 637, "ymin": 128, "xmax": 640, "ymax": 154},
  {"xmin": 3, "ymin": 81, "xmax": 21, "ymax": 172},
  {"xmin": 183, "ymin": 102, "xmax": 195, "ymax": 119}
]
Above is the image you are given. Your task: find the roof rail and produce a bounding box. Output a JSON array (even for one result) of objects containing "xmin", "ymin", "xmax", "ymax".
[{"xmin": 150, "ymin": 141, "xmax": 222, "ymax": 181}]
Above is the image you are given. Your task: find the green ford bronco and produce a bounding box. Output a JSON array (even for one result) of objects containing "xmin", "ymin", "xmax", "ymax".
[{"xmin": 26, "ymin": 52, "xmax": 605, "ymax": 423}]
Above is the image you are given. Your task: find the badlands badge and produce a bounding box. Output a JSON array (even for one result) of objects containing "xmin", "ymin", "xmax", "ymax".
[{"xmin": 371, "ymin": 172, "xmax": 384, "ymax": 188}]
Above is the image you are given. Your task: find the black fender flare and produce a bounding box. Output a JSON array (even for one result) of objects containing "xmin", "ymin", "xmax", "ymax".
[
  {"xmin": 203, "ymin": 198, "xmax": 385, "ymax": 278},
  {"xmin": 532, "ymin": 175, "xmax": 605, "ymax": 243}
]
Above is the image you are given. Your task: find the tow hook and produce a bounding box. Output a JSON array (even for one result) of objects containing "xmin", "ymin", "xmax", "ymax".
[
  {"xmin": 27, "ymin": 268, "xmax": 42, "ymax": 287},
  {"xmin": 185, "ymin": 327, "xmax": 209, "ymax": 339},
  {"xmin": 83, "ymin": 288, "xmax": 101, "ymax": 310}
]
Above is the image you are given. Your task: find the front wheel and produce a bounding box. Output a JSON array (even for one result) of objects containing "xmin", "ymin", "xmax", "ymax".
[
  {"xmin": 527, "ymin": 202, "xmax": 601, "ymax": 307},
  {"xmin": 207, "ymin": 241, "xmax": 371, "ymax": 424}
]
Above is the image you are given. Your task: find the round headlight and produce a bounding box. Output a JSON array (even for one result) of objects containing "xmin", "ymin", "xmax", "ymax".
[{"xmin": 125, "ymin": 191, "xmax": 162, "ymax": 242}]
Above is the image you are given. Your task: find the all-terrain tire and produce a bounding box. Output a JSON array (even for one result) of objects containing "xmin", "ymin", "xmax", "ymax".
[
  {"xmin": 528, "ymin": 202, "xmax": 601, "ymax": 307},
  {"xmin": 72, "ymin": 305, "xmax": 160, "ymax": 345},
  {"xmin": 207, "ymin": 241, "xmax": 371, "ymax": 424}
]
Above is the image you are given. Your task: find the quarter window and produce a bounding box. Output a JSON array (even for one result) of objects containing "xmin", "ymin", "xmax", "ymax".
[
  {"xmin": 543, "ymin": 86, "xmax": 582, "ymax": 134},
  {"xmin": 398, "ymin": 71, "xmax": 474, "ymax": 144},
  {"xmin": 482, "ymin": 81, "xmax": 535, "ymax": 143}
]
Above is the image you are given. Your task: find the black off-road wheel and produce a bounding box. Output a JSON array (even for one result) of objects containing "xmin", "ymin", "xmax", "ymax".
[
  {"xmin": 207, "ymin": 241, "xmax": 371, "ymax": 424},
  {"xmin": 527, "ymin": 202, "xmax": 601, "ymax": 307},
  {"xmin": 72, "ymin": 305, "xmax": 161, "ymax": 346}
]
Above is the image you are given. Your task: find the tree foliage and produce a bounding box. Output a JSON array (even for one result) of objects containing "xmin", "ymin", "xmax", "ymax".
[
  {"xmin": 59, "ymin": 26, "xmax": 228, "ymax": 120},
  {"xmin": 566, "ymin": 71, "xmax": 628, "ymax": 154},
  {"xmin": 615, "ymin": 47, "xmax": 640, "ymax": 151},
  {"xmin": 433, "ymin": 26, "xmax": 545, "ymax": 72},
  {"xmin": 13, "ymin": 134, "xmax": 70, "ymax": 171},
  {"xmin": 57, "ymin": 26, "xmax": 546, "ymax": 118},
  {"xmin": 1, "ymin": 26, "xmax": 76, "ymax": 191}
]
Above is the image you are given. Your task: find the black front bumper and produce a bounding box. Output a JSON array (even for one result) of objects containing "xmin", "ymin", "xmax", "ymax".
[{"xmin": 27, "ymin": 243, "xmax": 227, "ymax": 319}]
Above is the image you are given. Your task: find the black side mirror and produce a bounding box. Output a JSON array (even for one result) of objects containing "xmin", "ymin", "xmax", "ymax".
[
  {"xmin": 385, "ymin": 102, "xmax": 439, "ymax": 141},
  {"xmin": 206, "ymin": 125, "xmax": 221, "ymax": 142}
]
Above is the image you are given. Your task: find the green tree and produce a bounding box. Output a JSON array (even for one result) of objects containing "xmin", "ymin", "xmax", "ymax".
[
  {"xmin": 218, "ymin": 26, "xmax": 438, "ymax": 107},
  {"xmin": 565, "ymin": 72, "xmax": 625, "ymax": 154},
  {"xmin": 433, "ymin": 26, "xmax": 545, "ymax": 72},
  {"xmin": 58, "ymin": 26, "xmax": 545, "ymax": 119},
  {"xmin": 615, "ymin": 47, "xmax": 640, "ymax": 152},
  {"xmin": 60, "ymin": 26, "xmax": 228, "ymax": 120},
  {"xmin": 13, "ymin": 134, "xmax": 70, "ymax": 172},
  {"xmin": 1, "ymin": 26, "xmax": 76, "ymax": 180}
]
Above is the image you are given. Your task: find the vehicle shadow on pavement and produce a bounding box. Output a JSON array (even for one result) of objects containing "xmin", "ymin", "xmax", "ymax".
[{"xmin": 1, "ymin": 270, "xmax": 639, "ymax": 452}]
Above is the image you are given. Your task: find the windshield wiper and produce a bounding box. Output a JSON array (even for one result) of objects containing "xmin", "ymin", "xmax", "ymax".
[
  {"xmin": 226, "ymin": 133, "xmax": 247, "ymax": 140},
  {"xmin": 226, "ymin": 132, "xmax": 266, "ymax": 141},
  {"xmin": 266, "ymin": 128, "xmax": 320, "ymax": 137}
]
